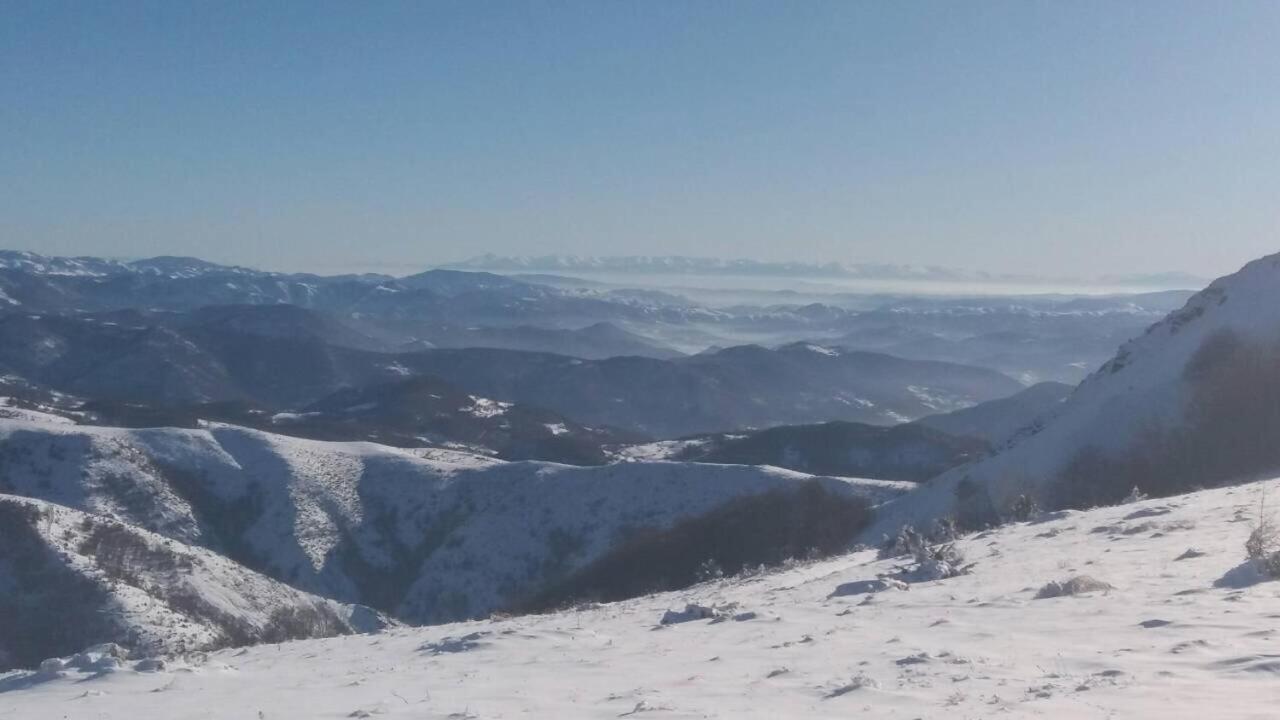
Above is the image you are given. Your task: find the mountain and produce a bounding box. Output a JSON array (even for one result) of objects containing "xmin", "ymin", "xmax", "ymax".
[
  {"xmin": 913, "ymin": 381, "xmax": 1073, "ymax": 446},
  {"xmin": 394, "ymin": 342, "xmax": 1024, "ymax": 437},
  {"xmin": 0, "ymin": 494, "xmax": 390, "ymax": 671},
  {"xmin": 613, "ymin": 421, "xmax": 988, "ymax": 482},
  {"xmin": 869, "ymin": 252, "xmax": 1280, "ymax": 535},
  {"xmin": 443, "ymin": 253, "xmax": 1209, "ymax": 287},
  {"xmin": 175, "ymin": 303, "xmax": 388, "ymax": 350},
  {"xmin": 0, "ymin": 416, "xmax": 904, "ymax": 640},
  {"xmin": 0, "ymin": 308, "xmax": 1023, "ymax": 439},
  {"xmin": 399, "ymin": 321, "xmax": 683, "ymax": 360},
  {"xmin": 0, "ymin": 251, "xmax": 1189, "ymax": 385},
  {"xmin": 827, "ymin": 292, "xmax": 1193, "ymax": 384},
  {"xmin": 5, "ymin": 476, "xmax": 1274, "ymax": 717},
  {"xmin": 291, "ymin": 376, "xmax": 641, "ymax": 464}
]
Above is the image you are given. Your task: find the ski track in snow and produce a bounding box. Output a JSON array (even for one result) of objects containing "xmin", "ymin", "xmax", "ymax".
[{"xmin": 6, "ymin": 479, "xmax": 1280, "ymax": 718}]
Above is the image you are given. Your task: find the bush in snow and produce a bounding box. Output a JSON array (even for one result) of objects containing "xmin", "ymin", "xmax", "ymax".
[
  {"xmin": 1034, "ymin": 575, "xmax": 1113, "ymax": 599},
  {"xmin": 879, "ymin": 524, "xmax": 929, "ymax": 559},
  {"xmin": 1121, "ymin": 486, "xmax": 1149, "ymax": 504},
  {"xmin": 695, "ymin": 558, "xmax": 725, "ymax": 583},
  {"xmin": 881, "ymin": 524, "xmax": 971, "ymax": 582},
  {"xmin": 902, "ymin": 542, "xmax": 969, "ymax": 582},
  {"xmin": 1245, "ymin": 496, "xmax": 1280, "ymax": 578},
  {"xmin": 1002, "ymin": 493, "xmax": 1041, "ymax": 523}
]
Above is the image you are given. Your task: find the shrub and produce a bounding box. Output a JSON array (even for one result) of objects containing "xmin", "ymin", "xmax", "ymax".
[
  {"xmin": 1245, "ymin": 494, "xmax": 1280, "ymax": 578},
  {"xmin": 903, "ymin": 542, "xmax": 968, "ymax": 582},
  {"xmin": 1003, "ymin": 494, "xmax": 1041, "ymax": 522}
]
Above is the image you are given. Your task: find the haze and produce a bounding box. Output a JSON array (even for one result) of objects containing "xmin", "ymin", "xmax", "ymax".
[{"xmin": 3, "ymin": 1, "xmax": 1277, "ymax": 277}]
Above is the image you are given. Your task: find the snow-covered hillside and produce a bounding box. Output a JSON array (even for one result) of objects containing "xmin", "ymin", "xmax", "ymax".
[
  {"xmin": 5, "ymin": 476, "xmax": 1278, "ymax": 718},
  {"xmin": 0, "ymin": 417, "xmax": 905, "ymax": 634},
  {"xmin": 0, "ymin": 493, "xmax": 390, "ymax": 671},
  {"xmin": 868, "ymin": 253, "xmax": 1280, "ymax": 535}
]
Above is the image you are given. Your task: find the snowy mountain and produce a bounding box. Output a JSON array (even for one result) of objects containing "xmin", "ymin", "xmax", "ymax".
[
  {"xmin": 0, "ymin": 251, "xmax": 261, "ymax": 279},
  {"xmin": 0, "ymin": 494, "xmax": 391, "ymax": 671},
  {"xmin": 443, "ymin": 253, "xmax": 1209, "ymax": 287},
  {"xmin": 869, "ymin": 252, "xmax": 1280, "ymax": 536},
  {"xmin": 0, "ymin": 416, "xmax": 904, "ymax": 652},
  {"xmin": 5, "ymin": 475, "xmax": 1277, "ymax": 717}
]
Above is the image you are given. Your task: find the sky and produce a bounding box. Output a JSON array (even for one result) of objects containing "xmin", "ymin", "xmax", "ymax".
[{"xmin": 2, "ymin": 1, "xmax": 1278, "ymax": 278}]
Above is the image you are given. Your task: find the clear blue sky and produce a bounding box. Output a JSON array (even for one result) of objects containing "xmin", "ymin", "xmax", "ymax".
[{"xmin": 2, "ymin": 1, "xmax": 1277, "ymax": 277}]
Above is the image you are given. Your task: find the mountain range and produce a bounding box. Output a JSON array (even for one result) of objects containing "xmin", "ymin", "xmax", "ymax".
[
  {"xmin": 7, "ymin": 248, "xmax": 1280, "ymax": 684},
  {"xmin": 443, "ymin": 253, "xmax": 1209, "ymax": 288}
]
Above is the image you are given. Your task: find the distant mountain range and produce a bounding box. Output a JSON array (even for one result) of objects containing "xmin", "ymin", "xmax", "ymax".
[
  {"xmin": 0, "ymin": 304, "xmax": 1022, "ymax": 439},
  {"xmin": 443, "ymin": 253, "xmax": 1209, "ymax": 288},
  {"xmin": 1, "ymin": 250, "xmax": 1196, "ymax": 384}
]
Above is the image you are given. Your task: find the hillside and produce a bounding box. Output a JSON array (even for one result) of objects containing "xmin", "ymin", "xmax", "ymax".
[
  {"xmin": 614, "ymin": 421, "xmax": 988, "ymax": 482},
  {"xmin": 397, "ymin": 342, "xmax": 1023, "ymax": 436},
  {"xmin": 0, "ymin": 494, "xmax": 390, "ymax": 671},
  {"xmin": 868, "ymin": 252, "xmax": 1280, "ymax": 537},
  {"xmin": 4, "ymin": 476, "xmax": 1276, "ymax": 717},
  {"xmin": 0, "ymin": 417, "xmax": 904, "ymax": 636}
]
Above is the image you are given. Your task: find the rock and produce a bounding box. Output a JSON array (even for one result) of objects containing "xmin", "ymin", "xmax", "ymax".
[
  {"xmin": 829, "ymin": 578, "xmax": 909, "ymax": 598},
  {"xmin": 1034, "ymin": 575, "xmax": 1114, "ymax": 599},
  {"xmin": 660, "ymin": 603, "xmax": 736, "ymax": 625}
]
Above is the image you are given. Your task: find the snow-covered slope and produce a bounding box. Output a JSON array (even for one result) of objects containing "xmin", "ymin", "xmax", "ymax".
[
  {"xmin": 869, "ymin": 253, "xmax": 1280, "ymax": 535},
  {"xmin": 0, "ymin": 417, "xmax": 904, "ymax": 629},
  {"xmin": 0, "ymin": 494, "xmax": 389, "ymax": 671},
  {"xmin": 5, "ymin": 476, "xmax": 1278, "ymax": 718}
]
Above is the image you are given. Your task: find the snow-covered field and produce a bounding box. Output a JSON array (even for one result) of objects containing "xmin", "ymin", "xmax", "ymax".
[{"xmin": 6, "ymin": 478, "xmax": 1280, "ymax": 718}]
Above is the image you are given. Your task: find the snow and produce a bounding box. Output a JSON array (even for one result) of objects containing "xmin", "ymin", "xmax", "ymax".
[
  {"xmin": 462, "ymin": 395, "xmax": 512, "ymax": 418},
  {"xmin": 801, "ymin": 343, "xmax": 840, "ymax": 356},
  {"xmin": 0, "ymin": 398, "xmax": 75, "ymax": 425},
  {"xmin": 609, "ymin": 438, "xmax": 711, "ymax": 462},
  {"xmin": 6, "ymin": 478, "xmax": 1280, "ymax": 718},
  {"xmin": 904, "ymin": 384, "xmax": 966, "ymax": 411}
]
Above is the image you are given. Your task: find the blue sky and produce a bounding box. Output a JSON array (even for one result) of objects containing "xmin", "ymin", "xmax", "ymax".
[{"xmin": 2, "ymin": 1, "xmax": 1277, "ymax": 277}]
